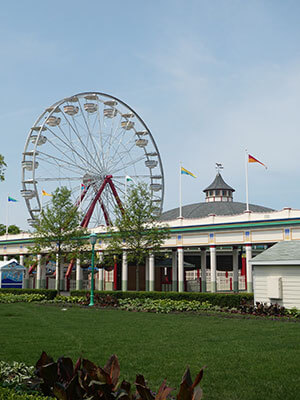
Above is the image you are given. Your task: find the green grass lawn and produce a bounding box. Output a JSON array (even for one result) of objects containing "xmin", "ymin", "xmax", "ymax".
[{"xmin": 0, "ymin": 304, "xmax": 299, "ymax": 400}]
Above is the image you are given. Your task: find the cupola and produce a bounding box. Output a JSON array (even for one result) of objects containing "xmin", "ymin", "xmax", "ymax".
[{"xmin": 203, "ymin": 164, "xmax": 235, "ymax": 203}]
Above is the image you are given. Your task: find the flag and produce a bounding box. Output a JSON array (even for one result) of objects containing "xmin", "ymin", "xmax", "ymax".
[
  {"xmin": 42, "ymin": 190, "xmax": 52, "ymax": 196},
  {"xmin": 8, "ymin": 196, "xmax": 17, "ymax": 202},
  {"xmin": 248, "ymin": 154, "xmax": 267, "ymax": 169},
  {"xmin": 81, "ymin": 183, "xmax": 86, "ymax": 191},
  {"xmin": 125, "ymin": 175, "xmax": 135, "ymax": 183},
  {"xmin": 181, "ymin": 167, "xmax": 197, "ymax": 178}
]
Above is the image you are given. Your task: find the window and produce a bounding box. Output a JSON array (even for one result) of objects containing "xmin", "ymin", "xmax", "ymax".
[
  {"xmin": 222, "ymin": 190, "xmax": 226, "ymax": 196},
  {"xmin": 216, "ymin": 190, "xmax": 220, "ymax": 195}
]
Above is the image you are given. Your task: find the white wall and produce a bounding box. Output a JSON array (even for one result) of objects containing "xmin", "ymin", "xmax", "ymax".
[{"xmin": 254, "ymin": 265, "xmax": 300, "ymax": 309}]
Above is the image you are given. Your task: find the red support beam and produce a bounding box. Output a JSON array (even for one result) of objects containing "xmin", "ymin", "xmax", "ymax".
[{"xmin": 107, "ymin": 177, "xmax": 125, "ymax": 215}]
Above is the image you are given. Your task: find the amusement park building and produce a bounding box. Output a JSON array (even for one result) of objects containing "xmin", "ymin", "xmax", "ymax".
[{"xmin": 1, "ymin": 172, "xmax": 300, "ymax": 293}]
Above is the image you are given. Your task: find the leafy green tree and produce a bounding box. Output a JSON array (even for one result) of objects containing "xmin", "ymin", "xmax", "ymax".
[
  {"xmin": 107, "ymin": 183, "xmax": 170, "ymax": 290},
  {"xmin": 31, "ymin": 187, "xmax": 87, "ymax": 293},
  {"xmin": 0, "ymin": 154, "xmax": 6, "ymax": 181},
  {"xmin": 7, "ymin": 225, "xmax": 21, "ymax": 234},
  {"xmin": 0, "ymin": 224, "xmax": 21, "ymax": 235}
]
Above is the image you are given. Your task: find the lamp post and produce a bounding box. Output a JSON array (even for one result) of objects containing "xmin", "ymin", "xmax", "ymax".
[{"xmin": 89, "ymin": 233, "xmax": 97, "ymax": 306}]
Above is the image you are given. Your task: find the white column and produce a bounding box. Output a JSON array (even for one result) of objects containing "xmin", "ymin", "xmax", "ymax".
[
  {"xmin": 233, "ymin": 247, "xmax": 239, "ymax": 293},
  {"xmin": 172, "ymin": 249, "xmax": 177, "ymax": 291},
  {"xmin": 210, "ymin": 246, "xmax": 217, "ymax": 292},
  {"xmin": 178, "ymin": 247, "xmax": 184, "ymax": 292},
  {"xmin": 4, "ymin": 255, "xmax": 8, "ymax": 262},
  {"xmin": 36, "ymin": 254, "xmax": 42, "ymax": 289},
  {"xmin": 98, "ymin": 252, "xmax": 104, "ymax": 291},
  {"xmin": 246, "ymin": 244, "xmax": 253, "ymax": 293},
  {"xmin": 76, "ymin": 258, "xmax": 82, "ymax": 290},
  {"xmin": 145, "ymin": 256, "xmax": 149, "ymax": 291},
  {"xmin": 149, "ymin": 253, "xmax": 155, "ymax": 291},
  {"xmin": 201, "ymin": 248, "xmax": 207, "ymax": 292},
  {"xmin": 122, "ymin": 251, "xmax": 128, "ymax": 291}
]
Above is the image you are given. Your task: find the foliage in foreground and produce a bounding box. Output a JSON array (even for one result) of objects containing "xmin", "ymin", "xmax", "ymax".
[
  {"xmin": 32, "ymin": 351, "xmax": 205, "ymax": 400},
  {"xmin": 0, "ymin": 387, "xmax": 50, "ymax": 400},
  {"xmin": 0, "ymin": 361, "xmax": 34, "ymax": 387}
]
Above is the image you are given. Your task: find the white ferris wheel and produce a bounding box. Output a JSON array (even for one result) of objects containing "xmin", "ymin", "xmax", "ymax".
[{"xmin": 21, "ymin": 92, "xmax": 164, "ymax": 228}]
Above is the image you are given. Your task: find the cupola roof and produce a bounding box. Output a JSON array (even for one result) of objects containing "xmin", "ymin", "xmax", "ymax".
[{"xmin": 203, "ymin": 172, "xmax": 235, "ymax": 193}]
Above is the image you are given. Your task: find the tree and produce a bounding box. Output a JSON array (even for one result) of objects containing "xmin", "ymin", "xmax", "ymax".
[
  {"xmin": 107, "ymin": 183, "xmax": 170, "ymax": 291},
  {"xmin": 31, "ymin": 187, "xmax": 87, "ymax": 294},
  {"xmin": 0, "ymin": 154, "xmax": 6, "ymax": 181},
  {"xmin": 0, "ymin": 224, "xmax": 21, "ymax": 235}
]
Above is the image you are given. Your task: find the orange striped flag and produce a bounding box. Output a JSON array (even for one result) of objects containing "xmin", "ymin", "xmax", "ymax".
[{"xmin": 248, "ymin": 154, "xmax": 267, "ymax": 169}]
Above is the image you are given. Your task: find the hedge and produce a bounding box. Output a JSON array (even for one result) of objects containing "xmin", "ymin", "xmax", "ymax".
[
  {"xmin": 0, "ymin": 387, "xmax": 50, "ymax": 400},
  {"xmin": 70, "ymin": 290, "xmax": 254, "ymax": 308},
  {"xmin": 0, "ymin": 289, "xmax": 57, "ymax": 300}
]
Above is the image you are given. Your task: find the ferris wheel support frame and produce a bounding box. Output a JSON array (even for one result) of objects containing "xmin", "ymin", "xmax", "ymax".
[{"xmin": 65, "ymin": 175, "xmax": 124, "ymax": 280}]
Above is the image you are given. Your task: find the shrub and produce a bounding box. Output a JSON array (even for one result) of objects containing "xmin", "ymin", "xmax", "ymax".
[
  {"xmin": 0, "ymin": 387, "xmax": 50, "ymax": 399},
  {"xmin": 118, "ymin": 298, "xmax": 213, "ymax": 313},
  {"xmin": 31, "ymin": 351, "xmax": 205, "ymax": 400},
  {"xmin": 0, "ymin": 361, "xmax": 35, "ymax": 387},
  {"xmin": 0, "ymin": 289, "xmax": 57, "ymax": 300},
  {"xmin": 70, "ymin": 290, "xmax": 253, "ymax": 308},
  {"xmin": 0, "ymin": 294, "xmax": 47, "ymax": 303},
  {"xmin": 239, "ymin": 301, "xmax": 288, "ymax": 317}
]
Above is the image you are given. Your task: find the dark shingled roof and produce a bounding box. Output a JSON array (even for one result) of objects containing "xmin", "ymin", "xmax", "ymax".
[
  {"xmin": 160, "ymin": 201, "xmax": 274, "ymax": 221},
  {"xmin": 203, "ymin": 173, "xmax": 235, "ymax": 192}
]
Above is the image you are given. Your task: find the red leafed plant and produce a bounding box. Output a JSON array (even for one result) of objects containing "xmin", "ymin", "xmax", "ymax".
[{"xmin": 31, "ymin": 352, "xmax": 205, "ymax": 400}]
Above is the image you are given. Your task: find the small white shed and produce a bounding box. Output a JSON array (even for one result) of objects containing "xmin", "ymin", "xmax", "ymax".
[
  {"xmin": 0, "ymin": 258, "xmax": 26, "ymax": 289},
  {"xmin": 251, "ymin": 241, "xmax": 300, "ymax": 310}
]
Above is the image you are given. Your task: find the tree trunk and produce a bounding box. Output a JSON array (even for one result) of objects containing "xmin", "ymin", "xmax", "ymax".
[
  {"xmin": 56, "ymin": 247, "xmax": 61, "ymax": 295},
  {"xmin": 136, "ymin": 264, "xmax": 140, "ymax": 291}
]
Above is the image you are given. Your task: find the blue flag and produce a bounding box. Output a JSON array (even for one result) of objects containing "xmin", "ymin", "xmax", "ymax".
[{"xmin": 8, "ymin": 196, "xmax": 17, "ymax": 202}]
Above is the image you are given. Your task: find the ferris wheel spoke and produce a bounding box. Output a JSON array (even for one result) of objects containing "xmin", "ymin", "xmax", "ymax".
[
  {"xmin": 77, "ymin": 100, "xmax": 103, "ymax": 169},
  {"xmin": 103, "ymin": 121, "xmax": 122, "ymax": 167},
  {"xmin": 104, "ymin": 114, "xmax": 125, "ymax": 162},
  {"xmin": 112, "ymin": 155, "xmax": 146, "ymax": 175},
  {"xmin": 61, "ymin": 105, "xmax": 102, "ymax": 172},
  {"xmin": 64, "ymin": 111, "xmax": 104, "ymax": 173},
  {"xmin": 95, "ymin": 105, "xmax": 104, "ymax": 163},
  {"xmin": 45, "ymin": 127, "xmax": 92, "ymax": 170},
  {"xmin": 37, "ymin": 150, "xmax": 88, "ymax": 175},
  {"xmin": 109, "ymin": 143, "xmax": 142, "ymax": 174},
  {"xmin": 107, "ymin": 133, "xmax": 136, "ymax": 170},
  {"xmin": 46, "ymin": 135, "xmax": 101, "ymax": 175}
]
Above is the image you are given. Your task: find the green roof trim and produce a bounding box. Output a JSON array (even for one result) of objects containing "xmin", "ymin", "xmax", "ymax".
[{"xmin": 1, "ymin": 217, "xmax": 300, "ymax": 246}]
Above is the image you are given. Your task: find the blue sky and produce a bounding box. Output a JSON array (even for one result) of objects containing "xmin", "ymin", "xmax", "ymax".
[{"xmin": 1, "ymin": 0, "xmax": 300, "ymax": 230}]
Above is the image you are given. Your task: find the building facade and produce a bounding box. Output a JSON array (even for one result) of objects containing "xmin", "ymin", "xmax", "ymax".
[{"xmin": 1, "ymin": 172, "xmax": 300, "ymax": 293}]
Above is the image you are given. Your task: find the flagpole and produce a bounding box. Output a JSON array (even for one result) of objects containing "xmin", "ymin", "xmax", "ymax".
[
  {"xmin": 6, "ymin": 194, "xmax": 8, "ymax": 235},
  {"xmin": 125, "ymin": 176, "xmax": 128, "ymax": 202},
  {"xmin": 179, "ymin": 162, "xmax": 182, "ymax": 218},
  {"xmin": 245, "ymin": 149, "xmax": 249, "ymax": 212}
]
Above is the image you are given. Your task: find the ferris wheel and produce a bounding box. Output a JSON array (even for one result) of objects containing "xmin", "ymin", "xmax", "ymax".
[{"xmin": 21, "ymin": 92, "xmax": 164, "ymax": 228}]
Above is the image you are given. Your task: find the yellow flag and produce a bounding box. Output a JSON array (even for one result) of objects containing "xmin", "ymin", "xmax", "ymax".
[{"xmin": 42, "ymin": 190, "xmax": 52, "ymax": 196}]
